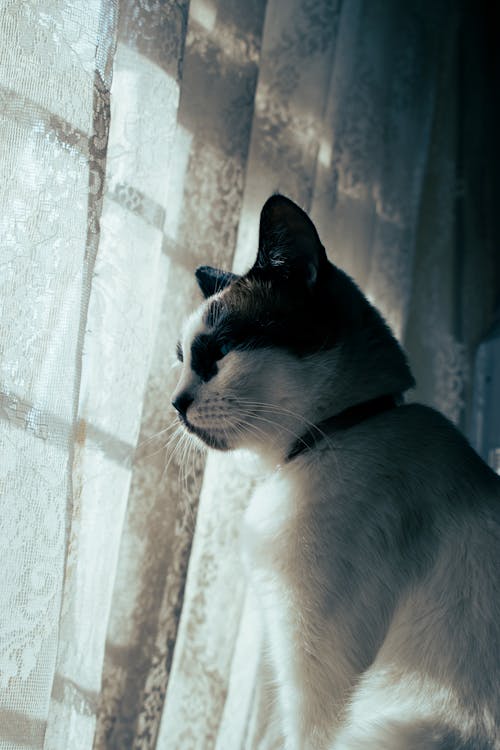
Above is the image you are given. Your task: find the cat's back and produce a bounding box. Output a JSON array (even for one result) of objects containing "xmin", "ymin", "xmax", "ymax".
[
  {"xmin": 331, "ymin": 401, "xmax": 499, "ymax": 504},
  {"xmin": 329, "ymin": 403, "xmax": 500, "ymax": 748}
]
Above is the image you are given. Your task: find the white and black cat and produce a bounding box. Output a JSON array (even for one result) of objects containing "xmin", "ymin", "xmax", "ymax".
[{"xmin": 172, "ymin": 195, "xmax": 500, "ymax": 750}]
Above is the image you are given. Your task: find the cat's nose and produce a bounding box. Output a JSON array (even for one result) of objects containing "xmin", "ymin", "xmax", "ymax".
[{"xmin": 172, "ymin": 391, "xmax": 194, "ymax": 418}]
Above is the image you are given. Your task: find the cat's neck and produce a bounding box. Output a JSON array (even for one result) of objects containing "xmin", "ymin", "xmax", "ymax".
[
  {"xmin": 286, "ymin": 393, "xmax": 400, "ymax": 462},
  {"xmin": 246, "ymin": 335, "xmax": 413, "ymax": 468}
]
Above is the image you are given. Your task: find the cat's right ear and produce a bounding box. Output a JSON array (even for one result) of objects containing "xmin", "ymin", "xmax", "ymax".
[
  {"xmin": 254, "ymin": 194, "xmax": 327, "ymax": 288},
  {"xmin": 195, "ymin": 265, "xmax": 239, "ymax": 298}
]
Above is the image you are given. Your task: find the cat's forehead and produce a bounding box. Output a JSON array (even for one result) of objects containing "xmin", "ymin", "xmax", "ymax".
[
  {"xmin": 185, "ymin": 277, "xmax": 276, "ymax": 341},
  {"xmin": 206, "ymin": 277, "xmax": 277, "ymax": 325},
  {"xmin": 182, "ymin": 273, "xmax": 322, "ymax": 360},
  {"xmin": 182, "ymin": 285, "xmax": 236, "ymax": 343},
  {"xmin": 183, "ymin": 299, "xmax": 212, "ymax": 344}
]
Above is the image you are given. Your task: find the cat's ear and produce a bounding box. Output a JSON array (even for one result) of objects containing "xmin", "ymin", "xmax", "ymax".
[
  {"xmin": 255, "ymin": 194, "xmax": 327, "ymax": 287},
  {"xmin": 195, "ymin": 265, "xmax": 239, "ymax": 298}
]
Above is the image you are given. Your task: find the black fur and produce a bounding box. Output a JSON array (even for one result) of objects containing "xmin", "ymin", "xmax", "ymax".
[{"xmin": 195, "ymin": 265, "xmax": 239, "ymax": 298}]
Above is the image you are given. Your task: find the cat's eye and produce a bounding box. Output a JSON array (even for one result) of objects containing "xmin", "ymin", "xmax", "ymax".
[
  {"xmin": 176, "ymin": 341, "xmax": 183, "ymax": 362},
  {"xmin": 219, "ymin": 341, "xmax": 231, "ymax": 358}
]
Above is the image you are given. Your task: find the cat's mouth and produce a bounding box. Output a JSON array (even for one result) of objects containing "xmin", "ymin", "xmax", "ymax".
[{"xmin": 180, "ymin": 416, "xmax": 229, "ymax": 451}]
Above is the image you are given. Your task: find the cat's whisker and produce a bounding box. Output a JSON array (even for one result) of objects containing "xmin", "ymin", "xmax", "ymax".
[
  {"xmin": 235, "ymin": 398, "xmax": 319, "ymax": 428},
  {"xmin": 179, "ymin": 430, "xmax": 195, "ymax": 497},
  {"xmin": 139, "ymin": 425, "xmax": 182, "ymax": 461},
  {"xmin": 136, "ymin": 420, "xmax": 184, "ymax": 463},
  {"xmin": 232, "ymin": 405, "xmax": 300, "ymax": 437},
  {"xmin": 161, "ymin": 424, "xmax": 189, "ymax": 461},
  {"xmin": 234, "ymin": 400, "xmax": 341, "ymax": 472},
  {"xmin": 160, "ymin": 425, "xmax": 189, "ymax": 486},
  {"xmin": 136, "ymin": 418, "xmax": 179, "ymax": 449},
  {"xmin": 247, "ymin": 402, "xmax": 344, "ymax": 472},
  {"xmin": 235, "ymin": 398, "xmax": 335, "ymax": 447},
  {"xmin": 177, "ymin": 434, "xmax": 203, "ymax": 535},
  {"xmin": 232, "ymin": 408, "xmax": 313, "ymax": 453},
  {"xmin": 231, "ymin": 410, "xmax": 269, "ymax": 439},
  {"xmin": 232, "ymin": 417, "xmax": 271, "ymax": 449}
]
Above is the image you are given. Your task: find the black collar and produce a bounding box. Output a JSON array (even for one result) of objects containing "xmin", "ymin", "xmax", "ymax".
[{"xmin": 286, "ymin": 394, "xmax": 399, "ymax": 461}]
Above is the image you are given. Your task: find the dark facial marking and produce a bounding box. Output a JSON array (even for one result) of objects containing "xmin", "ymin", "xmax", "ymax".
[
  {"xmin": 202, "ymin": 275, "xmax": 333, "ymax": 357},
  {"xmin": 190, "ymin": 333, "xmax": 223, "ymax": 382},
  {"xmin": 176, "ymin": 340, "xmax": 183, "ymax": 362}
]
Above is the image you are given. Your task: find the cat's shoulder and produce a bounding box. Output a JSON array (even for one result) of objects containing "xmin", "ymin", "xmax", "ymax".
[
  {"xmin": 293, "ymin": 400, "xmax": 500, "ymax": 525},
  {"xmin": 340, "ymin": 401, "xmax": 499, "ymax": 485}
]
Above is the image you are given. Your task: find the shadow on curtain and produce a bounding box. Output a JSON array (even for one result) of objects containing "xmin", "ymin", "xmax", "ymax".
[{"xmin": 0, "ymin": 0, "xmax": 498, "ymax": 749}]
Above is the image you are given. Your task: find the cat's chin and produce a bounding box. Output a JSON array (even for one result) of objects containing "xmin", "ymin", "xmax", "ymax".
[{"xmin": 181, "ymin": 419, "xmax": 231, "ymax": 451}]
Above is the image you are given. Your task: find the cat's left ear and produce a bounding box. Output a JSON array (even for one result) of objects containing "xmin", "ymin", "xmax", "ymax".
[
  {"xmin": 195, "ymin": 265, "xmax": 239, "ymax": 298},
  {"xmin": 254, "ymin": 194, "xmax": 328, "ymax": 287}
]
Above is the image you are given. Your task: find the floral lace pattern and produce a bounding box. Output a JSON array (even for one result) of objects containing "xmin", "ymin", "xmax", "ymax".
[
  {"xmin": 0, "ymin": 3, "xmax": 117, "ymax": 748},
  {"xmin": 1, "ymin": 1, "xmax": 496, "ymax": 749},
  {"xmin": 94, "ymin": 1, "xmax": 267, "ymax": 748}
]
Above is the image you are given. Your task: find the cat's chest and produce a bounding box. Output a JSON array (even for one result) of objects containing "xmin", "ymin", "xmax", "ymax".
[{"xmin": 241, "ymin": 467, "xmax": 308, "ymax": 580}]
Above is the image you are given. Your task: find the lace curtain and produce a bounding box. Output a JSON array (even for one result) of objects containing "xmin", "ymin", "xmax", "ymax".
[{"xmin": 0, "ymin": 1, "xmax": 497, "ymax": 749}]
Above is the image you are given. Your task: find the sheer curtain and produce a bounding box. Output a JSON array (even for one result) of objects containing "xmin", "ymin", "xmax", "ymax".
[{"xmin": 0, "ymin": 1, "xmax": 497, "ymax": 749}]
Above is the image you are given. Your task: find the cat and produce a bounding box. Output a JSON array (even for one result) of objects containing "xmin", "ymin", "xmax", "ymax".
[{"xmin": 171, "ymin": 194, "xmax": 500, "ymax": 750}]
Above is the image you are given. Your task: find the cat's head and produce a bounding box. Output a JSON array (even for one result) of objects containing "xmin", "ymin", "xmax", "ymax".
[{"xmin": 172, "ymin": 195, "xmax": 414, "ymax": 461}]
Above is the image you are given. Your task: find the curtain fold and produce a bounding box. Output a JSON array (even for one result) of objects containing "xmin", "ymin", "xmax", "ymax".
[
  {"xmin": 43, "ymin": 1, "xmax": 120, "ymax": 744},
  {"xmin": 0, "ymin": 1, "xmax": 498, "ymax": 749},
  {"xmin": 90, "ymin": 2, "xmax": 190, "ymax": 748},
  {"xmin": 0, "ymin": 2, "xmax": 118, "ymax": 748}
]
